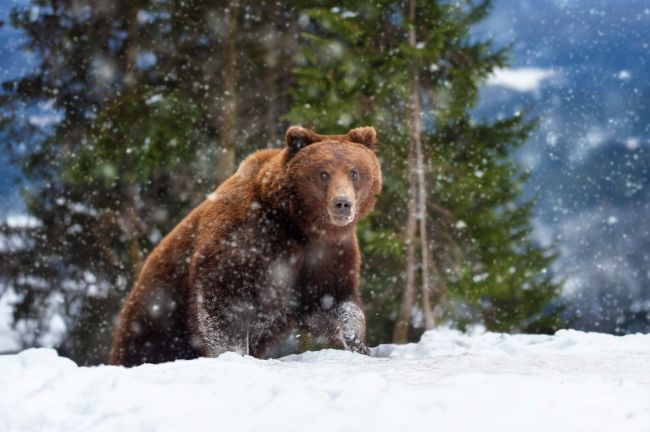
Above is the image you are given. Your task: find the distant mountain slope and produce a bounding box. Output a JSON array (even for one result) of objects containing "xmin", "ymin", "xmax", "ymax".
[{"xmin": 474, "ymin": 0, "xmax": 650, "ymax": 333}]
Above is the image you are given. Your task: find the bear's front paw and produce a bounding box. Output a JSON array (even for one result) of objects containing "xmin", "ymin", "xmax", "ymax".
[
  {"xmin": 334, "ymin": 301, "xmax": 368, "ymax": 355},
  {"xmin": 341, "ymin": 333, "xmax": 369, "ymax": 355}
]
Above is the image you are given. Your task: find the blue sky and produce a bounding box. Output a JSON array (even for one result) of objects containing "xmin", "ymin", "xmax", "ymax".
[{"xmin": 0, "ymin": 0, "xmax": 36, "ymax": 216}]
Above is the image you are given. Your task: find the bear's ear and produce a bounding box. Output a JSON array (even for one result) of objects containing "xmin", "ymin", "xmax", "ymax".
[
  {"xmin": 346, "ymin": 127, "xmax": 377, "ymax": 152},
  {"xmin": 285, "ymin": 126, "xmax": 322, "ymax": 158}
]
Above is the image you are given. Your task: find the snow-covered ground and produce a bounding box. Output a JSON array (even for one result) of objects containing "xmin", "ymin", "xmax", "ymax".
[{"xmin": 1, "ymin": 329, "xmax": 649, "ymax": 432}]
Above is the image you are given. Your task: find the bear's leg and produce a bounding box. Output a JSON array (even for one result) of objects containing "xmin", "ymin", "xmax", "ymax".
[
  {"xmin": 303, "ymin": 301, "xmax": 369, "ymax": 355},
  {"xmin": 248, "ymin": 312, "xmax": 294, "ymax": 358},
  {"xmin": 193, "ymin": 300, "xmax": 254, "ymax": 357}
]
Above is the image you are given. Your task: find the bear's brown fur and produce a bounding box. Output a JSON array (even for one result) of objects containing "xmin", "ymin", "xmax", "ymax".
[{"xmin": 108, "ymin": 126, "xmax": 382, "ymax": 366}]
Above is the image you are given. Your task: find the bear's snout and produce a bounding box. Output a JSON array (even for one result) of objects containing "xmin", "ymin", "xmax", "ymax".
[
  {"xmin": 330, "ymin": 195, "xmax": 355, "ymax": 226},
  {"xmin": 332, "ymin": 196, "xmax": 353, "ymax": 216}
]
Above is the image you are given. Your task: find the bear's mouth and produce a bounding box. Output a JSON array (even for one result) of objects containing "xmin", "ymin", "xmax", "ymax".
[{"xmin": 328, "ymin": 212, "xmax": 355, "ymax": 227}]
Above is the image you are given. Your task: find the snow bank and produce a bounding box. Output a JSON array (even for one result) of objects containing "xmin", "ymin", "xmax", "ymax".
[
  {"xmin": 0, "ymin": 290, "xmax": 21, "ymax": 352},
  {"xmin": 1, "ymin": 329, "xmax": 649, "ymax": 432}
]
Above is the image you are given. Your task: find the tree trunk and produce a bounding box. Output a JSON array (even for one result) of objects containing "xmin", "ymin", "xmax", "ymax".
[
  {"xmin": 216, "ymin": 2, "xmax": 239, "ymax": 184},
  {"xmin": 122, "ymin": 7, "xmax": 143, "ymax": 277},
  {"xmin": 393, "ymin": 0, "xmax": 419, "ymax": 343},
  {"xmin": 127, "ymin": 181, "xmax": 144, "ymax": 277},
  {"xmin": 411, "ymin": 38, "xmax": 434, "ymax": 331},
  {"xmin": 429, "ymin": 252, "xmax": 448, "ymax": 322},
  {"xmin": 393, "ymin": 0, "xmax": 435, "ymax": 341},
  {"xmin": 393, "ymin": 159, "xmax": 418, "ymax": 343},
  {"xmin": 122, "ymin": 5, "xmax": 140, "ymax": 91},
  {"xmin": 263, "ymin": 45, "xmax": 278, "ymax": 147}
]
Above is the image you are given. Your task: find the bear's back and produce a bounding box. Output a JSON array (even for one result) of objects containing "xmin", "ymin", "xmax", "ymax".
[
  {"xmin": 234, "ymin": 148, "xmax": 281, "ymax": 180},
  {"xmin": 184, "ymin": 148, "xmax": 283, "ymax": 251}
]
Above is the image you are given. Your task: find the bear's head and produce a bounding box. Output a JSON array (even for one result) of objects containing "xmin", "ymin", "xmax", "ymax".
[{"xmin": 277, "ymin": 125, "xmax": 382, "ymax": 240}]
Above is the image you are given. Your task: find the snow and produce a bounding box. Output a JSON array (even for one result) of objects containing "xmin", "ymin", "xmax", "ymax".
[
  {"xmin": 5, "ymin": 214, "xmax": 42, "ymax": 229},
  {"xmin": 486, "ymin": 67, "xmax": 557, "ymax": 93},
  {"xmin": 1, "ymin": 329, "xmax": 649, "ymax": 432},
  {"xmin": 0, "ymin": 290, "xmax": 21, "ymax": 352}
]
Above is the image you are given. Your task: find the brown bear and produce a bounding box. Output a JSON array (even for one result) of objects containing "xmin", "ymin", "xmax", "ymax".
[{"xmin": 108, "ymin": 126, "xmax": 382, "ymax": 367}]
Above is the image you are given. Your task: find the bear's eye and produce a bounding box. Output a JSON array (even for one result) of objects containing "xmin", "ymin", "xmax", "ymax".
[
  {"xmin": 320, "ymin": 170, "xmax": 330, "ymax": 181},
  {"xmin": 349, "ymin": 169, "xmax": 359, "ymax": 181}
]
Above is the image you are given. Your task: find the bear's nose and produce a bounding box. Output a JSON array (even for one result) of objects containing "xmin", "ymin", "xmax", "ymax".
[{"xmin": 332, "ymin": 196, "xmax": 353, "ymax": 217}]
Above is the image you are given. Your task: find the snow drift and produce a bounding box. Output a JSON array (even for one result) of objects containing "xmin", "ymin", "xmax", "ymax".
[{"xmin": 1, "ymin": 329, "xmax": 649, "ymax": 432}]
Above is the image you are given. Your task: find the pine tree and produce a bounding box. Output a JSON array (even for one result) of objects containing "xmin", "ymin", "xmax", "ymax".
[{"xmin": 287, "ymin": 0, "xmax": 562, "ymax": 343}]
